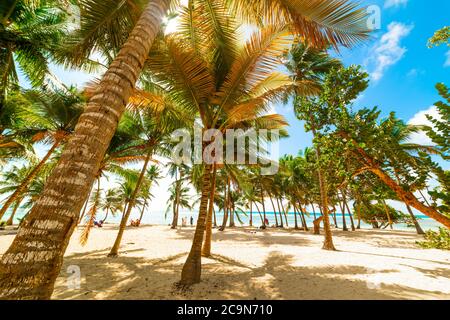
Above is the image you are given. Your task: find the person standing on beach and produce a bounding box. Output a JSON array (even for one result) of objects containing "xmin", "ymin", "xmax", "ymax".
[{"xmin": 190, "ymin": 216, "xmax": 194, "ymax": 226}]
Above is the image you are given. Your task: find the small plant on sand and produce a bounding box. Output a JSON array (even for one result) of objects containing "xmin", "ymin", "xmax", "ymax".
[{"xmin": 417, "ymin": 228, "xmax": 450, "ymax": 250}]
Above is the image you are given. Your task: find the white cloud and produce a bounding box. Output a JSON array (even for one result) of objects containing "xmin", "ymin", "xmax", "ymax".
[
  {"xmin": 367, "ymin": 22, "xmax": 413, "ymax": 81},
  {"xmin": 407, "ymin": 106, "xmax": 441, "ymax": 146},
  {"xmin": 445, "ymin": 50, "xmax": 450, "ymax": 68},
  {"xmin": 384, "ymin": 0, "xmax": 408, "ymax": 9}
]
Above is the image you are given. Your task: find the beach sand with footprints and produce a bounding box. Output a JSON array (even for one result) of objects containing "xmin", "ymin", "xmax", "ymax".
[{"xmin": 1, "ymin": 225, "xmax": 449, "ymax": 300}]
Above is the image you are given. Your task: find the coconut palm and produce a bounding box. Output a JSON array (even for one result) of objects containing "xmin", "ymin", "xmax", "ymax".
[
  {"xmin": 137, "ymin": 165, "xmax": 162, "ymax": 224},
  {"xmin": 0, "ymin": 0, "xmax": 68, "ymax": 101},
  {"xmin": 0, "ymin": 88, "xmax": 84, "ymax": 220},
  {"xmin": 0, "ymin": 0, "xmax": 370, "ymax": 299},
  {"xmin": 100, "ymin": 188, "xmax": 124, "ymax": 223}
]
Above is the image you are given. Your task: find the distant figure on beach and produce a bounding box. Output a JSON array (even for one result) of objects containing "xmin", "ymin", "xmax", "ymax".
[
  {"xmin": 190, "ymin": 216, "xmax": 194, "ymax": 226},
  {"xmin": 94, "ymin": 220, "xmax": 103, "ymax": 228},
  {"xmin": 264, "ymin": 218, "xmax": 269, "ymax": 226}
]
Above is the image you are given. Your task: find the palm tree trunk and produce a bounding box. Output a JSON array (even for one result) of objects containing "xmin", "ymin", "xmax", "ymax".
[
  {"xmin": 355, "ymin": 145, "xmax": 450, "ymax": 228},
  {"xmin": 5, "ymin": 200, "xmax": 21, "ymax": 226},
  {"xmin": 310, "ymin": 203, "xmax": 317, "ymax": 220},
  {"xmin": 202, "ymin": 164, "xmax": 217, "ymax": 257},
  {"xmin": 102, "ymin": 208, "xmax": 109, "ymax": 223},
  {"xmin": 228, "ymin": 179, "xmax": 234, "ymax": 228},
  {"xmin": 269, "ymin": 195, "xmax": 279, "ymax": 227},
  {"xmin": 108, "ymin": 149, "xmax": 152, "ymax": 257},
  {"xmin": 219, "ymin": 180, "xmax": 229, "ymax": 231},
  {"xmin": 343, "ymin": 195, "xmax": 356, "ymax": 231},
  {"xmin": 0, "ymin": 0, "xmax": 170, "ymax": 300},
  {"xmin": 299, "ymin": 204, "xmax": 309, "ymax": 231},
  {"xmin": 282, "ymin": 200, "xmax": 289, "ymax": 227},
  {"xmin": 405, "ymin": 204, "xmax": 425, "ymax": 235},
  {"xmin": 276, "ymin": 197, "xmax": 284, "ymax": 228},
  {"xmin": 180, "ymin": 164, "xmax": 212, "ymax": 285},
  {"xmin": 0, "ymin": 140, "xmax": 60, "ymax": 220},
  {"xmin": 249, "ymin": 201, "xmax": 253, "ymax": 227},
  {"xmin": 293, "ymin": 204, "xmax": 299, "ymax": 229},
  {"xmin": 171, "ymin": 199, "xmax": 178, "ymax": 229},
  {"xmin": 338, "ymin": 201, "xmax": 348, "ymax": 231},
  {"xmin": 381, "ymin": 200, "xmax": 394, "ymax": 230},
  {"xmin": 78, "ymin": 185, "xmax": 93, "ymax": 225},
  {"xmin": 260, "ymin": 188, "xmax": 266, "ymax": 228},
  {"xmin": 138, "ymin": 199, "xmax": 147, "ymax": 224},
  {"xmin": 310, "ymin": 118, "xmax": 335, "ymax": 250},
  {"xmin": 254, "ymin": 203, "xmax": 264, "ymax": 225},
  {"xmin": 213, "ymin": 207, "xmax": 217, "ymax": 227}
]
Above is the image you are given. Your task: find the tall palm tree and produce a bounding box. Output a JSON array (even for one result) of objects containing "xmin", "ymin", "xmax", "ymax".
[
  {"xmin": 147, "ymin": 18, "xmax": 295, "ymax": 284},
  {"xmin": 100, "ymin": 188, "xmax": 124, "ymax": 223},
  {"xmin": 287, "ymin": 42, "xmax": 343, "ymax": 250},
  {"xmin": 0, "ymin": 0, "xmax": 369, "ymax": 299},
  {"xmin": 0, "ymin": 88, "xmax": 84, "ymax": 220}
]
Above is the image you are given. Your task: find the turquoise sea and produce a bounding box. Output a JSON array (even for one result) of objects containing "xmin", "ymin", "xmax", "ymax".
[{"xmin": 3, "ymin": 208, "xmax": 444, "ymax": 232}]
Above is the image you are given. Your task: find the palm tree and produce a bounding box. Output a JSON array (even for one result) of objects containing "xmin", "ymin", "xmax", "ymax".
[
  {"xmin": 0, "ymin": 164, "xmax": 34, "ymax": 225},
  {"xmin": 108, "ymin": 102, "xmax": 190, "ymax": 257},
  {"xmin": 0, "ymin": 89, "xmax": 83, "ymax": 220},
  {"xmin": 137, "ymin": 165, "xmax": 161, "ymax": 224},
  {"xmin": 0, "ymin": 0, "xmax": 68, "ymax": 101},
  {"xmin": 100, "ymin": 188, "xmax": 124, "ymax": 223},
  {"xmin": 0, "ymin": 0, "xmax": 369, "ymax": 299},
  {"xmin": 287, "ymin": 42, "xmax": 343, "ymax": 250}
]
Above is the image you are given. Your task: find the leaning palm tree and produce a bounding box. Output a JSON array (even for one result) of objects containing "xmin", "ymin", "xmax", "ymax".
[
  {"xmin": 0, "ymin": 88, "xmax": 84, "ymax": 220},
  {"xmin": 0, "ymin": 0, "xmax": 369, "ymax": 299},
  {"xmin": 100, "ymin": 188, "xmax": 124, "ymax": 223}
]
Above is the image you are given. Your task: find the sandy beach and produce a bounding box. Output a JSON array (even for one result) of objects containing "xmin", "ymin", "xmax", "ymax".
[{"xmin": 1, "ymin": 225, "xmax": 449, "ymax": 300}]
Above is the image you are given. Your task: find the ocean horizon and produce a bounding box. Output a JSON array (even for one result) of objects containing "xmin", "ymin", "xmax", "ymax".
[{"xmin": 3, "ymin": 208, "xmax": 444, "ymax": 232}]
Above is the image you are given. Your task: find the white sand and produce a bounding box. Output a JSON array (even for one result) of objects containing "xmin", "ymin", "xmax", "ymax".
[{"xmin": 1, "ymin": 225, "xmax": 449, "ymax": 300}]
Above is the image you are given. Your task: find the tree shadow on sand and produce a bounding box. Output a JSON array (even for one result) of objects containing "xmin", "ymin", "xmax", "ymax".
[
  {"xmin": 173, "ymin": 227, "xmax": 316, "ymax": 248},
  {"xmin": 53, "ymin": 250, "xmax": 449, "ymax": 300}
]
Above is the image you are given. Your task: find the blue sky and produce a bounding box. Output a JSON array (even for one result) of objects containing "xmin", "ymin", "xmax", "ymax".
[{"xmin": 277, "ymin": 0, "xmax": 450, "ymax": 159}]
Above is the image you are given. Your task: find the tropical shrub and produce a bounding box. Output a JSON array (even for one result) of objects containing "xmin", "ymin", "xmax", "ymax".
[{"xmin": 417, "ymin": 228, "xmax": 450, "ymax": 250}]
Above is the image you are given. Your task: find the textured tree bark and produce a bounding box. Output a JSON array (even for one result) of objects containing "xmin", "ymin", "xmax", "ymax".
[
  {"xmin": 313, "ymin": 216, "xmax": 323, "ymax": 235},
  {"xmin": 405, "ymin": 204, "xmax": 425, "ymax": 235},
  {"xmin": 0, "ymin": 0, "xmax": 170, "ymax": 300},
  {"xmin": 180, "ymin": 165, "xmax": 212, "ymax": 285},
  {"xmin": 0, "ymin": 141, "xmax": 60, "ymax": 220},
  {"xmin": 202, "ymin": 164, "xmax": 217, "ymax": 257},
  {"xmin": 5, "ymin": 200, "xmax": 21, "ymax": 226},
  {"xmin": 108, "ymin": 149, "xmax": 152, "ymax": 257}
]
